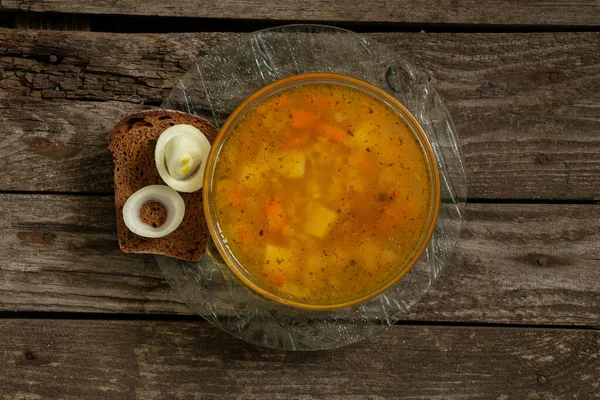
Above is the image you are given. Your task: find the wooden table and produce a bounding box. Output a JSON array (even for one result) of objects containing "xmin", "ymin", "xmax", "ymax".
[{"xmin": 1, "ymin": 2, "xmax": 599, "ymax": 398}]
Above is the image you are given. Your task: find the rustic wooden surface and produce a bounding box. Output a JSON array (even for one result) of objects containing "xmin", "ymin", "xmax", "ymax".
[
  {"xmin": 3, "ymin": 0, "xmax": 600, "ymax": 26},
  {"xmin": 1, "ymin": 319, "xmax": 599, "ymax": 399},
  {"xmin": 1, "ymin": 29, "xmax": 599, "ymax": 199},
  {"xmin": 0, "ymin": 3, "xmax": 599, "ymax": 399},
  {"xmin": 2, "ymin": 194, "xmax": 599, "ymax": 326}
]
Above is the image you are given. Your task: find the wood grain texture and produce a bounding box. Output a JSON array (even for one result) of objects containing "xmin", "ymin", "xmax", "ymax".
[
  {"xmin": 2, "ymin": 193, "xmax": 599, "ymax": 326},
  {"xmin": 0, "ymin": 193, "xmax": 185, "ymax": 314},
  {"xmin": 1, "ymin": 28, "xmax": 599, "ymax": 199},
  {"xmin": 409, "ymin": 202, "xmax": 600, "ymax": 326},
  {"xmin": 0, "ymin": 29, "xmax": 232, "ymax": 103},
  {"xmin": 0, "ymin": 100, "xmax": 145, "ymax": 194},
  {"xmin": 2, "ymin": 0, "xmax": 600, "ymax": 26},
  {"xmin": 1, "ymin": 319, "xmax": 599, "ymax": 399}
]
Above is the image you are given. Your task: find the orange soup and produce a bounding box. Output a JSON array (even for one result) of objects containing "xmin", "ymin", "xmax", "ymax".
[{"xmin": 211, "ymin": 78, "xmax": 437, "ymax": 307}]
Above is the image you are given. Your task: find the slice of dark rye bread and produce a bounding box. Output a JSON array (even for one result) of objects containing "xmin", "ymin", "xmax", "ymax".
[{"xmin": 109, "ymin": 110, "xmax": 219, "ymax": 262}]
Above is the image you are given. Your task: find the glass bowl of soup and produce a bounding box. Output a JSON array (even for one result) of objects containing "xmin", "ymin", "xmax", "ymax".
[{"xmin": 203, "ymin": 72, "xmax": 440, "ymax": 310}]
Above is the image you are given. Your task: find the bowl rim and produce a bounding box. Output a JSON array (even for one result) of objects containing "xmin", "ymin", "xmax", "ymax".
[{"xmin": 203, "ymin": 72, "xmax": 441, "ymax": 310}]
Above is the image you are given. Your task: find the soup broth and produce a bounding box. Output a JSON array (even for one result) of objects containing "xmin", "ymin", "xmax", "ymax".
[{"xmin": 212, "ymin": 81, "xmax": 435, "ymax": 305}]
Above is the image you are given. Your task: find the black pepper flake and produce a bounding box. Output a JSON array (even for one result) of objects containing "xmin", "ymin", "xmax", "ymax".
[{"xmin": 365, "ymin": 147, "xmax": 371, "ymax": 152}]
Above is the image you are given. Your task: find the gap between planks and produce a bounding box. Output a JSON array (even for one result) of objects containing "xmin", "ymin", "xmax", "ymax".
[
  {"xmin": 0, "ymin": 311, "xmax": 599, "ymax": 332},
  {"xmin": 2, "ymin": 0, "xmax": 600, "ymax": 29},
  {"xmin": 4, "ymin": 11, "xmax": 600, "ymax": 34}
]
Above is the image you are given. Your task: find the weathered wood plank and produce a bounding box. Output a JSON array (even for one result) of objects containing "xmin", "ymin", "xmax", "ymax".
[
  {"xmin": 3, "ymin": 0, "xmax": 600, "ymax": 26},
  {"xmin": 0, "ymin": 193, "xmax": 186, "ymax": 314},
  {"xmin": 2, "ymin": 194, "xmax": 599, "ymax": 326},
  {"xmin": 1, "ymin": 319, "xmax": 598, "ymax": 399},
  {"xmin": 0, "ymin": 29, "xmax": 231, "ymax": 103},
  {"xmin": 1, "ymin": 29, "xmax": 599, "ymax": 199},
  {"xmin": 410, "ymin": 202, "xmax": 600, "ymax": 325},
  {"xmin": 0, "ymin": 101, "xmax": 144, "ymax": 194}
]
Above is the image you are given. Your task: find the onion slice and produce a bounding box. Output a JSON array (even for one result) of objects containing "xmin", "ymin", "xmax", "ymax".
[
  {"xmin": 155, "ymin": 124, "xmax": 211, "ymax": 192},
  {"xmin": 123, "ymin": 185, "xmax": 185, "ymax": 238}
]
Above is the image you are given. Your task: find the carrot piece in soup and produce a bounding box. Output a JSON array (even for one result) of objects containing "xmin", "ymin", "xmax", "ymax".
[
  {"xmin": 265, "ymin": 271, "xmax": 285, "ymax": 287},
  {"xmin": 264, "ymin": 196, "xmax": 286, "ymax": 232},
  {"xmin": 226, "ymin": 191, "xmax": 244, "ymax": 207},
  {"xmin": 290, "ymin": 110, "xmax": 319, "ymax": 129},
  {"xmin": 282, "ymin": 135, "xmax": 304, "ymax": 150},
  {"xmin": 315, "ymin": 123, "xmax": 346, "ymax": 143},
  {"xmin": 239, "ymin": 227, "xmax": 249, "ymax": 245},
  {"xmin": 376, "ymin": 204, "xmax": 399, "ymax": 233}
]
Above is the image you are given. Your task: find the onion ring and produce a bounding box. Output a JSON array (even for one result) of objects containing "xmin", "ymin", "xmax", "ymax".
[
  {"xmin": 123, "ymin": 185, "xmax": 185, "ymax": 238},
  {"xmin": 155, "ymin": 124, "xmax": 211, "ymax": 192}
]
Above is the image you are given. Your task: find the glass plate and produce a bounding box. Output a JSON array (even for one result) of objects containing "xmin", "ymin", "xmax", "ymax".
[{"xmin": 158, "ymin": 25, "xmax": 467, "ymax": 350}]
